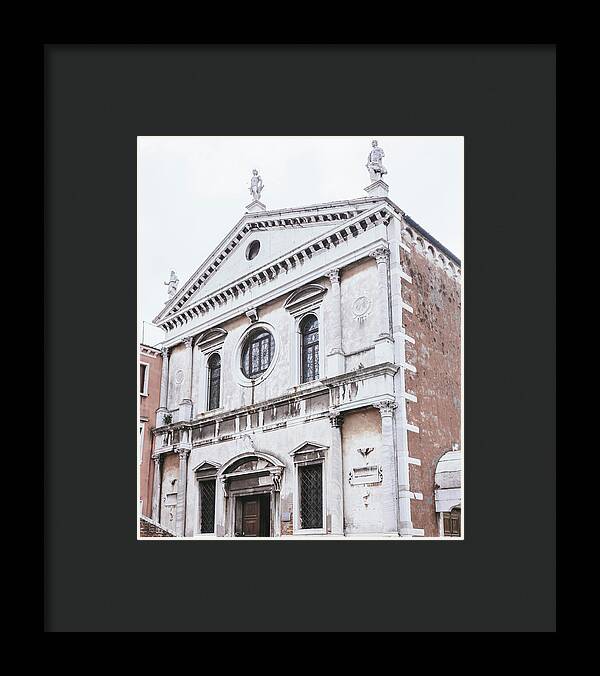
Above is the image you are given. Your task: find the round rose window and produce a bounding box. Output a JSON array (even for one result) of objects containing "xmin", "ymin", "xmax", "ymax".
[{"xmin": 241, "ymin": 328, "xmax": 275, "ymax": 379}]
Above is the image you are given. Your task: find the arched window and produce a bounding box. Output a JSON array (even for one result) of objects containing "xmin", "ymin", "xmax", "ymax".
[
  {"xmin": 207, "ymin": 353, "xmax": 221, "ymax": 411},
  {"xmin": 241, "ymin": 329, "xmax": 275, "ymax": 379},
  {"xmin": 300, "ymin": 315, "xmax": 319, "ymax": 383}
]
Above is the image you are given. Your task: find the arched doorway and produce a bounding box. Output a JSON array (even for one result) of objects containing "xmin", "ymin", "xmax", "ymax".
[{"xmin": 217, "ymin": 452, "xmax": 284, "ymax": 537}]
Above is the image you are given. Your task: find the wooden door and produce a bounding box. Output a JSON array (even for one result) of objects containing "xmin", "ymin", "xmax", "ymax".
[{"xmin": 241, "ymin": 497, "xmax": 260, "ymax": 537}]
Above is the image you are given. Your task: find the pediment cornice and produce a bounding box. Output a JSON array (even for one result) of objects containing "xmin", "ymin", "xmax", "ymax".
[
  {"xmin": 155, "ymin": 201, "xmax": 396, "ymax": 334},
  {"xmin": 153, "ymin": 196, "xmax": 402, "ymax": 326}
]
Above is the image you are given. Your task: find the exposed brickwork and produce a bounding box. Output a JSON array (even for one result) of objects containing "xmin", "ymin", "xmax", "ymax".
[
  {"xmin": 401, "ymin": 249, "xmax": 461, "ymax": 536},
  {"xmin": 139, "ymin": 515, "xmax": 174, "ymax": 538},
  {"xmin": 281, "ymin": 519, "xmax": 294, "ymax": 536}
]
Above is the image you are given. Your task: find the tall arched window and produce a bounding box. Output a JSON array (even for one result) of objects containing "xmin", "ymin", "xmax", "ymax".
[
  {"xmin": 300, "ymin": 315, "xmax": 319, "ymax": 383},
  {"xmin": 207, "ymin": 353, "xmax": 221, "ymax": 411}
]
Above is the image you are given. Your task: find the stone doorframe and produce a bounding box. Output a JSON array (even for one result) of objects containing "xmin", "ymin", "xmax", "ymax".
[{"xmin": 215, "ymin": 451, "xmax": 284, "ymax": 537}]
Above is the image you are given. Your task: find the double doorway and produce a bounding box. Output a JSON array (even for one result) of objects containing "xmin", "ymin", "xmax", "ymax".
[{"xmin": 235, "ymin": 493, "xmax": 271, "ymax": 537}]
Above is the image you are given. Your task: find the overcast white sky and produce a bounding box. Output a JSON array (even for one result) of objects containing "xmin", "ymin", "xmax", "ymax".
[{"xmin": 138, "ymin": 136, "xmax": 463, "ymax": 347}]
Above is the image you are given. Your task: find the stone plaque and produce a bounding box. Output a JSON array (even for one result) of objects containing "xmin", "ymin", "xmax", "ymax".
[
  {"xmin": 163, "ymin": 492, "xmax": 178, "ymax": 506},
  {"xmin": 348, "ymin": 465, "xmax": 383, "ymax": 486}
]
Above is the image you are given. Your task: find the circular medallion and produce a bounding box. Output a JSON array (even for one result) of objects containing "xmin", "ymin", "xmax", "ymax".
[
  {"xmin": 174, "ymin": 369, "xmax": 184, "ymax": 385},
  {"xmin": 352, "ymin": 295, "xmax": 372, "ymax": 320}
]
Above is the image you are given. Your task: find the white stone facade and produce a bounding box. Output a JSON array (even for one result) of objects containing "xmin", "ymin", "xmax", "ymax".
[{"xmin": 149, "ymin": 190, "xmax": 460, "ymax": 538}]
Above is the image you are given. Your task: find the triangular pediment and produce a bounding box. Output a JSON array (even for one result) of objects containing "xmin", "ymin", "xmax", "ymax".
[
  {"xmin": 153, "ymin": 198, "xmax": 389, "ymax": 326},
  {"xmin": 289, "ymin": 441, "xmax": 329, "ymax": 457},
  {"xmin": 193, "ymin": 460, "xmax": 221, "ymax": 474}
]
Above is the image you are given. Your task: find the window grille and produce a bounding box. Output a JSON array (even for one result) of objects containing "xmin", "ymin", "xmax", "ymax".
[
  {"xmin": 241, "ymin": 330, "xmax": 275, "ymax": 378},
  {"xmin": 207, "ymin": 353, "xmax": 221, "ymax": 410},
  {"xmin": 299, "ymin": 463, "xmax": 323, "ymax": 529},
  {"xmin": 199, "ymin": 480, "xmax": 216, "ymax": 533},
  {"xmin": 300, "ymin": 315, "xmax": 319, "ymax": 383}
]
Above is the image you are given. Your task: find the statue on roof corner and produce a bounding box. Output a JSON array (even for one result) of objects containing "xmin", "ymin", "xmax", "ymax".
[
  {"xmin": 164, "ymin": 270, "xmax": 179, "ymax": 299},
  {"xmin": 366, "ymin": 140, "xmax": 387, "ymax": 182},
  {"xmin": 250, "ymin": 169, "xmax": 264, "ymax": 201}
]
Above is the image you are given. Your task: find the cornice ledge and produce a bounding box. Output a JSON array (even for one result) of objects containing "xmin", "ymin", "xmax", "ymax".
[
  {"xmin": 321, "ymin": 362, "xmax": 399, "ymax": 387},
  {"xmin": 191, "ymin": 382, "xmax": 329, "ymax": 427}
]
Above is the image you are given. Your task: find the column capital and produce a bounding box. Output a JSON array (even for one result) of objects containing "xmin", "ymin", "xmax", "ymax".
[
  {"xmin": 374, "ymin": 399, "xmax": 397, "ymax": 417},
  {"xmin": 152, "ymin": 453, "xmax": 162, "ymax": 464},
  {"xmin": 329, "ymin": 410, "xmax": 343, "ymax": 428},
  {"xmin": 161, "ymin": 346, "xmax": 170, "ymax": 358},
  {"xmin": 182, "ymin": 335, "xmax": 194, "ymax": 348},
  {"xmin": 174, "ymin": 447, "xmax": 190, "ymax": 460},
  {"xmin": 327, "ymin": 268, "xmax": 340, "ymax": 284},
  {"xmin": 370, "ymin": 246, "xmax": 390, "ymax": 265}
]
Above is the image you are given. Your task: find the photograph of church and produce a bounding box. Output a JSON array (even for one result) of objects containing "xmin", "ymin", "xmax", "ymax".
[{"xmin": 138, "ymin": 137, "xmax": 462, "ymax": 539}]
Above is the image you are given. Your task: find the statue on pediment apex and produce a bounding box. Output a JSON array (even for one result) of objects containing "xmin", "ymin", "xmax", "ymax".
[
  {"xmin": 250, "ymin": 169, "xmax": 264, "ymax": 201},
  {"xmin": 366, "ymin": 140, "xmax": 387, "ymax": 182}
]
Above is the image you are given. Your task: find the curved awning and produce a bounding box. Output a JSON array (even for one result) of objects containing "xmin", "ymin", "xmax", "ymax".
[{"xmin": 434, "ymin": 450, "xmax": 462, "ymax": 513}]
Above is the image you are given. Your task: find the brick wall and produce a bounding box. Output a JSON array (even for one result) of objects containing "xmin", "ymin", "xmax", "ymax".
[
  {"xmin": 401, "ymin": 248, "xmax": 461, "ymax": 536},
  {"xmin": 139, "ymin": 515, "xmax": 174, "ymax": 538}
]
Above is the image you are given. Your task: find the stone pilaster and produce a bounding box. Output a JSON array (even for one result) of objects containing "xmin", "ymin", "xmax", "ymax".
[
  {"xmin": 157, "ymin": 347, "xmax": 170, "ymax": 415},
  {"xmin": 375, "ymin": 400, "xmax": 399, "ymax": 534},
  {"xmin": 151, "ymin": 454, "xmax": 162, "ymax": 522},
  {"xmin": 269, "ymin": 468, "xmax": 283, "ymax": 537},
  {"xmin": 370, "ymin": 247, "xmax": 395, "ymax": 363},
  {"xmin": 327, "ymin": 411, "xmax": 345, "ymax": 535},
  {"xmin": 326, "ymin": 268, "xmax": 345, "ymax": 376},
  {"xmin": 394, "ymin": 397, "xmax": 414, "ymax": 537},
  {"xmin": 215, "ymin": 476, "xmax": 228, "ymax": 537},
  {"xmin": 179, "ymin": 336, "xmax": 194, "ymax": 421},
  {"xmin": 387, "ymin": 216, "xmax": 414, "ymax": 537},
  {"xmin": 174, "ymin": 447, "xmax": 190, "ymax": 536}
]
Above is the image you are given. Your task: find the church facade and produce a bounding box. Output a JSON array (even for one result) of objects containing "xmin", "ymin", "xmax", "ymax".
[{"xmin": 144, "ymin": 150, "xmax": 461, "ymax": 538}]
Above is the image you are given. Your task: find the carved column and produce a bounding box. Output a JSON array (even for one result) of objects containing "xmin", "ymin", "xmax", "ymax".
[
  {"xmin": 174, "ymin": 447, "xmax": 190, "ymax": 536},
  {"xmin": 370, "ymin": 247, "xmax": 395, "ymax": 363},
  {"xmin": 158, "ymin": 347, "xmax": 170, "ymax": 413},
  {"xmin": 179, "ymin": 336, "xmax": 194, "ymax": 421},
  {"xmin": 327, "ymin": 411, "xmax": 345, "ymax": 535},
  {"xmin": 326, "ymin": 268, "xmax": 345, "ymax": 376},
  {"xmin": 375, "ymin": 400, "xmax": 399, "ymax": 534},
  {"xmin": 151, "ymin": 454, "xmax": 162, "ymax": 522}
]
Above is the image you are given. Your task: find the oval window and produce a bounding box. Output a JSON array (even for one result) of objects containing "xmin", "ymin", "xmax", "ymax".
[
  {"xmin": 246, "ymin": 240, "xmax": 261, "ymax": 260},
  {"xmin": 241, "ymin": 329, "xmax": 275, "ymax": 379}
]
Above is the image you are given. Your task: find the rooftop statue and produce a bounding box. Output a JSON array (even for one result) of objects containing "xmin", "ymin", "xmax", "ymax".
[
  {"xmin": 164, "ymin": 270, "xmax": 179, "ymax": 299},
  {"xmin": 366, "ymin": 140, "xmax": 387, "ymax": 182},
  {"xmin": 249, "ymin": 169, "xmax": 264, "ymax": 201}
]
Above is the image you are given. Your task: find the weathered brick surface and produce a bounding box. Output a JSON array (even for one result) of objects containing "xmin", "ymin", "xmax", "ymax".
[
  {"xmin": 139, "ymin": 515, "xmax": 174, "ymax": 538},
  {"xmin": 401, "ymin": 248, "xmax": 461, "ymax": 536}
]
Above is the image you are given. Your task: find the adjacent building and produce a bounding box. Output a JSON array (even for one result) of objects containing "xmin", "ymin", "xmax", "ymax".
[
  {"xmin": 139, "ymin": 344, "xmax": 163, "ymax": 519},
  {"xmin": 142, "ymin": 149, "xmax": 462, "ymax": 538}
]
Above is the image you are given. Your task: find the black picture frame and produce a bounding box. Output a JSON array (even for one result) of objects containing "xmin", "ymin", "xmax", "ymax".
[{"xmin": 44, "ymin": 44, "xmax": 556, "ymax": 632}]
